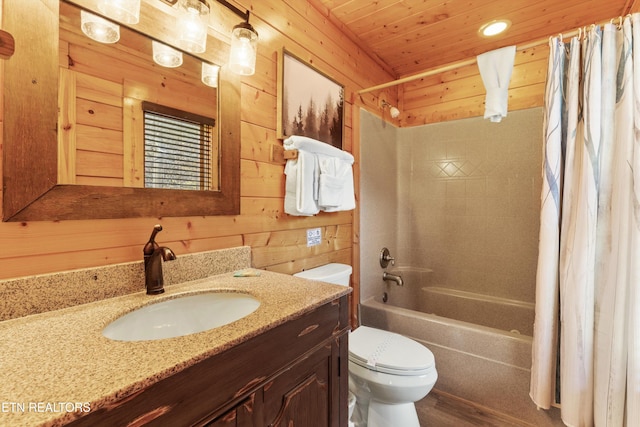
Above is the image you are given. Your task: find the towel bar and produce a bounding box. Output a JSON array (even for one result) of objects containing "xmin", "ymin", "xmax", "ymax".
[{"xmin": 270, "ymin": 144, "xmax": 299, "ymax": 164}]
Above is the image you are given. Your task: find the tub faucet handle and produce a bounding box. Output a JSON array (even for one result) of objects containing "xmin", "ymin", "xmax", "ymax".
[{"xmin": 380, "ymin": 247, "xmax": 395, "ymax": 268}]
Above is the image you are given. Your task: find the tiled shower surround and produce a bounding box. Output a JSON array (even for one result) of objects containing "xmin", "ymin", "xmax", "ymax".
[
  {"xmin": 360, "ymin": 107, "xmax": 543, "ymax": 306},
  {"xmin": 359, "ymin": 108, "xmax": 565, "ymax": 425}
]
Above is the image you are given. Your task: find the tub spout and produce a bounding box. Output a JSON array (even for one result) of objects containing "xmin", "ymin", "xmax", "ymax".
[{"xmin": 383, "ymin": 272, "xmax": 404, "ymax": 286}]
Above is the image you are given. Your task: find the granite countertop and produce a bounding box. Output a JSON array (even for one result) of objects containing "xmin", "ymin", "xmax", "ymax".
[{"xmin": 0, "ymin": 270, "xmax": 351, "ymax": 427}]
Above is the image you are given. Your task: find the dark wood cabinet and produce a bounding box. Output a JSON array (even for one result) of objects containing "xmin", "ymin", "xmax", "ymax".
[
  {"xmin": 67, "ymin": 296, "xmax": 349, "ymax": 427},
  {"xmin": 204, "ymin": 394, "xmax": 260, "ymax": 427},
  {"xmin": 263, "ymin": 339, "xmax": 333, "ymax": 426}
]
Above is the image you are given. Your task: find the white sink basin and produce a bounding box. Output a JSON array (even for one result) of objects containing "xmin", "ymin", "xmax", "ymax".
[{"xmin": 102, "ymin": 292, "xmax": 260, "ymax": 342}]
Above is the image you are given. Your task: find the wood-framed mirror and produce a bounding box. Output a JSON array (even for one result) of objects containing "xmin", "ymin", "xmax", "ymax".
[{"xmin": 2, "ymin": 0, "xmax": 240, "ymax": 221}]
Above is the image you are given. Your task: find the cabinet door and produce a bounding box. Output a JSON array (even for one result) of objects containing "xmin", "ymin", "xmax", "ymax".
[
  {"xmin": 204, "ymin": 393, "xmax": 261, "ymax": 427},
  {"xmin": 264, "ymin": 342, "xmax": 335, "ymax": 427}
]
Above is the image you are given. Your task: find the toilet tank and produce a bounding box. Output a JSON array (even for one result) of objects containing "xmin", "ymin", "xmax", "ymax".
[{"xmin": 293, "ymin": 263, "xmax": 352, "ymax": 286}]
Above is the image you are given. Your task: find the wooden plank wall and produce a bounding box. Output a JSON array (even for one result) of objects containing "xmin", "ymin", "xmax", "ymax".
[
  {"xmin": 4, "ymin": 0, "xmax": 630, "ymax": 320},
  {"xmin": 399, "ymin": 2, "xmax": 640, "ymax": 125},
  {"xmin": 400, "ymin": 44, "xmax": 548, "ymax": 125},
  {"xmin": 0, "ymin": 0, "xmax": 395, "ymax": 326}
]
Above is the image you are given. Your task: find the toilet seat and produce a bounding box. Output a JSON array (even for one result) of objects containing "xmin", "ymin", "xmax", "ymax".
[{"xmin": 349, "ymin": 326, "xmax": 435, "ymax": 376}]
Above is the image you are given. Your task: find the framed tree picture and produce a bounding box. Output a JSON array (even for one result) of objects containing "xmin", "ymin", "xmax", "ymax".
[{"xmin": 277, "ymin": 49, "xmax": 344, "ymax": 149}]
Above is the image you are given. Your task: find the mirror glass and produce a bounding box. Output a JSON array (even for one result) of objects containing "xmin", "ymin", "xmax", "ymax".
[
  {"xmin": 2, "ymin": 0, "xmax": 240, "ymax": 221},
  {"xmin": 59, "ymin": 0, "xmax": 220, "ymax": 191}
]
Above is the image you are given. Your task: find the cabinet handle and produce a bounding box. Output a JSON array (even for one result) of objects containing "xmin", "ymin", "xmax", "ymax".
[{"xmin": 298, "ymin": 324, "xmax": 319, "ymax": 337}]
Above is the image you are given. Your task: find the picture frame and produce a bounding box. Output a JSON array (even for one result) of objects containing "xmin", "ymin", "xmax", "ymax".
[{"xmin": 277, "ymin": 48, "xmax": 344, "ymax": 149}]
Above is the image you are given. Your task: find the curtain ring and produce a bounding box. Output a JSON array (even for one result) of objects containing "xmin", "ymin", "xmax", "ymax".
[
  {"xmin": 611, "ymin": 16, "xmax": 623, "ymax": 29},
  {"xmin": 549, "ymin": 34, "xmax": 562, "ymax": 47}
]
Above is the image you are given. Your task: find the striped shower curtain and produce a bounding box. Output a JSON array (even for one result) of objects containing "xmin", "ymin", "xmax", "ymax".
[{"xmin": 530, "ymin": 15, "xmax": 640, "ymax": 427}]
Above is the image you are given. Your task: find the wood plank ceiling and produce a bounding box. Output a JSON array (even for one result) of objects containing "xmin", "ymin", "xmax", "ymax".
[{"xmin": 315, "ymin": 0, "xmax": 632, "ymax": 79}]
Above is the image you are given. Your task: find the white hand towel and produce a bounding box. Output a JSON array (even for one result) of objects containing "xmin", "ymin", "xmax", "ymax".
[
  {"xmin": 284, "ymin": 150, "xmax": 319, "ymax": 216},
  {"xmin": 319, "ymin": 155, "xmax": 355, "ymax": 212},
  {"xmin": 318, "ymin": 155, "xmax": 345, "ymax": 207},
  {"xmin": 477, "ymin": 46, "xmax": 516, "ymax": 123},
  {"xmin": 318, "ymin": 174, "xmax": 344, "ymax": 207},
  {"xmin": 322, "ymin": 171, "xmax": 354, "ymax": 212}
]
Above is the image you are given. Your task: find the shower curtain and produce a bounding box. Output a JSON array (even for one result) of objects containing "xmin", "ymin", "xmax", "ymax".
[{"xmin": 530, "ymin": 16, "xmax": 640, "ymax": 427}]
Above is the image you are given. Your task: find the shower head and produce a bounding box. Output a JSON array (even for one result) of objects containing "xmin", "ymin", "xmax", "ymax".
[{"xmin": 381, "ymin": 100, "xmax": 400, "ymax": 118}]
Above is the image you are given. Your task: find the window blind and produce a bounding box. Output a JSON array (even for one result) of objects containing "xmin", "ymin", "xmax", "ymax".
[{"xmin": 142, "ymin": 102, "xmax": 215, "ymax": 191}]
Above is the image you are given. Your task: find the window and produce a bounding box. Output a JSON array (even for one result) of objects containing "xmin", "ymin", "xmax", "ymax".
[{"xmin": 142, "ymin": 102, "xmax": 215, "ymax": 190}]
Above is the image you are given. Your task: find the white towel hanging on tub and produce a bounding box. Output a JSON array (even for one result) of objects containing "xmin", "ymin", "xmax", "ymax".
[{"xmin": 477, "ymin": 45, "xmax": 516, "ymax": 122}]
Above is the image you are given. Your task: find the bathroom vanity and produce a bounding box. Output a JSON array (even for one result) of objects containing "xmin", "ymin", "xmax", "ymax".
[
  {"xmin": 0, "ymin": 267, "xmax": 350, "ymax": 427},
  {"xmin": 69, "ymin": 296, "xmax": 349, "ymax": 426}
]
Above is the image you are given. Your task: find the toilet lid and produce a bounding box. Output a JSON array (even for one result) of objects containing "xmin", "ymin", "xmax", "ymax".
[{"xmin": 349, "ymin": 326, "xmax": 435, "ymax": 376}]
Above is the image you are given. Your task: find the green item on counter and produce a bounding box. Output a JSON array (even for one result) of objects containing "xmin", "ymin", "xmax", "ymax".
[{"xmin": 233, "ymin": 269, "xmax": 262, "ymax": 277}]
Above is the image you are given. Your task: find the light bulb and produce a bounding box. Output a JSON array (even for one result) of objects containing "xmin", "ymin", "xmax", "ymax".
[
  {"xmin": 177, "ymin": 0, "xmax": 209, "ymax": 53},
  {"xmin": 229, "ymin": 23, "xmax": 258, "ymax": 76},
  {"xmin": 152, "ymin": 41, "xmax": 183, "ymax": 68},
  {"xmin": 97, "ymin": 0, "xmax": 140, "ymax": 25},
  {"xmin": 201, "ymin": 62, "xmax": 220, "ymax": 87},
  {"xmin": 81, "ymin": 10, "xmax": 120, "ymax": 44},
  {"xmin": 479, "ymin": 20, "xmax": 511, "ymax": 37}
]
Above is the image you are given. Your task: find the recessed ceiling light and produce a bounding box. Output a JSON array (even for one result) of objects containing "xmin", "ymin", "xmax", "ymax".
[{"xmin": 479, "ymin": 19, "xmax": 511, "ymax": 37}]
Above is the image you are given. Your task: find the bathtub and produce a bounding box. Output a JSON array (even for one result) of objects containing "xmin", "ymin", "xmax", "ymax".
[{"xmin": 360, "ymin": 266, "xmax": 563, "ymax": 426}]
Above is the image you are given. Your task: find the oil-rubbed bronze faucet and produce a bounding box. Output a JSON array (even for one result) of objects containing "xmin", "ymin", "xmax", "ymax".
[{"xmin": 143, "ymin": 224, "xmax": 176, "ymax": 295}]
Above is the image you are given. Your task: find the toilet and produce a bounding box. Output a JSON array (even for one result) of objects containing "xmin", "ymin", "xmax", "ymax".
[{"xmin": 294, "ymin": 263, "xmax": 438, "ymax": 427}]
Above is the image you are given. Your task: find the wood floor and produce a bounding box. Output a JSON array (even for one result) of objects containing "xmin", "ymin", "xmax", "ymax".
[{"xmin": 417, "ymin": 390, "xmax": 535, "ymax": 427}]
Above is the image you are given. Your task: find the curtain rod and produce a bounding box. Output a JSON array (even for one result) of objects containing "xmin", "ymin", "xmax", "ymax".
[{"xmin": 357, "ymin": 18, "xmax": 618, "ymax": 94}]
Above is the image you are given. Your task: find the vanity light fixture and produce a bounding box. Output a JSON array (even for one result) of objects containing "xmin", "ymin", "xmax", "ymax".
[
  {"xmin": 152, "ymin": 40, "xmax": 184, "ymax": 67},
  {"xmin": 201, "ymin": 62, "xmax": 220, "ymax": 87},
  {"xmin": 177, "ymin": 0, "xmax": 210, "ymax": 54},
  {"xmin": 80, "ymin": 10, "xmax": 120, "ymax": 44},
  {"xmin": 98, "ymin": 0, "xmax": 141, "ymax": 25},
  {"xmin": 215, "ymin": 0, "xmax": 259, "ymax": 76},
  {"xmin": 479, "ymin": 19, "xmax": 511, "ymax": 37},
  {"xmin": 229, "ymin": 19, "xmax": 258, "ymax": 75}
]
